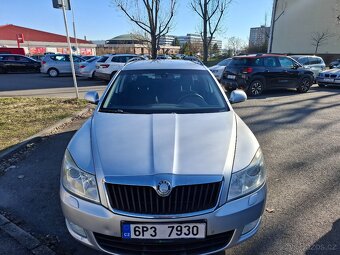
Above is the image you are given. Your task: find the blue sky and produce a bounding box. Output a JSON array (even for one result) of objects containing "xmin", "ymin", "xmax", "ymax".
[{"xmin": 1, "ymin": 0, "xmax": 273, "ymax": 47}]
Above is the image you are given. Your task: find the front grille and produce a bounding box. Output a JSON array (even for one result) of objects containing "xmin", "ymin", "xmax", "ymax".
[
  {"xmin": 325, "ymin": 74, "xmax": 338, "ymax": 78},
  {"xmin": 106, "ymin": 182, "xmax": 221, "ymax": 215},
  {"xmin": 94, "ymin": 231, "xmax": 234, "ymax": 255}
]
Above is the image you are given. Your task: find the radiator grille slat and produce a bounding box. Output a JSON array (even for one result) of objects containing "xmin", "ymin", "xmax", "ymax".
[{"xmin": 106, "ymin": 182, "xmax": 221, "ymax": 215}]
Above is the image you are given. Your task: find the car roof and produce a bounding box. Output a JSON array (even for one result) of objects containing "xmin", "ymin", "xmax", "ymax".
[
  {"xmin": 233, "ymin": 54, "xmax": 286, "ymax": 59},
  {"xmin": 291, "ymin": 55, "xmax": 321, "ymax": 58},
  {"xmin": 123, "ymin": 60, "xmax": 206, "ymax": 71}
]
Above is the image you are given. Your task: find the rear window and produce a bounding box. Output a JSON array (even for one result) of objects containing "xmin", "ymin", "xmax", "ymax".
[
  {"xmin": 309, "ymin": 57, "xmax": 322, "ymax": 65},
  {"xmin": 97, "ymin": 56, "xmax": 109, "ymax": 63},
  {"xmin": 100, "ymin": 69, "xmax": 228, "ymax": 114},
  {"xmin": 230, "ymin": 57, "xmax": 263, "ymax": 67}
]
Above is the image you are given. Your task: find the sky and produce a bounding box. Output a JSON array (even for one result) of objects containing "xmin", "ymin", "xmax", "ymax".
[{"xmin": 0, "ymin": 0, "xmax": 273, "ymax": 47}]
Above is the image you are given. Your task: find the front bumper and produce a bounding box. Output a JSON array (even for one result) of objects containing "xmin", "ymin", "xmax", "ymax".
[
  {"xmin": 60, "ymin": 183, "xmax": 267, "ymax": 254},
  {"xmin": 317, "ymin": 77, "xmax": 340, "ymax": 85}
]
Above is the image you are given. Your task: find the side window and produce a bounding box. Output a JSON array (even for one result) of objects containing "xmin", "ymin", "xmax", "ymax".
[
  {"xmin": 278, "ymin": 57, "xmax": 294, "ymax": 68},
  {"xmin": 299, "ymin": 57, "xmax": 309, "ymax": 65},
  {"xmin": 264, "ymin": 57, "xmax": 279, "ymax": 67},
  {"xmin": 252, "ymin": 58, "xmax": 263, "ymax": 66},
  {"xmin": 52, "ymin": 55, "xmax": 67, "ymax": 61},
  {"xmin": 0, "ymin": 56, "xmax": 6, "ymax": 61},
  {"xmin": 309, "ymin": 57, "xmax": 321, "ymax": 65},
  {"xmin": 111, "ymin": 56, "xmax": 121, "ymax": 63},
  {"xmin": 15, "ymin": 56, "xmax": 30, "ymax": 62}
]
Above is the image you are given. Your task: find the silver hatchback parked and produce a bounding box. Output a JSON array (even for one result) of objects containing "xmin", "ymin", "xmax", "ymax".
[
  {"xmin": 291, "ymin": 55, "xmax": 326, "ymax": 78},
  {"xmin": 41, "ymin": 54, "xmax": 85, "ymax": 77},
  {"xmin": 60, "ymin": 60, "xmax": 267, "ymax": 255}
]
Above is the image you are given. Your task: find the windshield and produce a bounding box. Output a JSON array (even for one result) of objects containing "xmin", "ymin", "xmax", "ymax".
[
  {"xmin": 217, "ymin": 59, "xmax": 231, "ymax": 66},
  {"xmin": 100, "ymin": 69, "xmax": 228, "ymax": 114}
]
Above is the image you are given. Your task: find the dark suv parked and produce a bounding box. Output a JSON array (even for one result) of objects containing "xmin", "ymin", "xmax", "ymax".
[
  {"xmin": 0, "ymin": 54, "xmax": 41, "ymax": 74},
  {"xmin": 221, "ymin": 54, "xmax": 314, "ymax": 96}
]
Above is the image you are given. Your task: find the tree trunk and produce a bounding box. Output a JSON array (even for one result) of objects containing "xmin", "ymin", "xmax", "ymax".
[
  {"xmin": 151, "ymin": 34, "xmax": 157, "ymax": 59},
  {"xmin": 315, "ymin": 44, "xmax": 319, "ymax": 54},
  {"xmin": 202, "ymin": 1, "xmax": 208, "ymax": 63}
]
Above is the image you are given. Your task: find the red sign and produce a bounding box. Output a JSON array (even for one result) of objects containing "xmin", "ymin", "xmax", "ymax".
[
  {"xmin": 16, "ymin": 34, "xmax": 24, "ymax": 43},
  {"xmin": 29, "ymin": 47, "xmax": 46, "ymax": 55},
  {"xmin": 80, "ymin": 48, "xmax": 93, "ymax": 56},
  {"xmin": 57, "ymin": 48, "xmax": 70, "ymax": 54}
]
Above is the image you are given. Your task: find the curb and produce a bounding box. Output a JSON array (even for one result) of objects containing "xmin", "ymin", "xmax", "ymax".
[
  {"xmin": 0, "ymin": 106, "xmax": 92, "ymax": 161},
  {"xmin": 0, "ymin": 214, "xmax": 55, "ymax": 255}
]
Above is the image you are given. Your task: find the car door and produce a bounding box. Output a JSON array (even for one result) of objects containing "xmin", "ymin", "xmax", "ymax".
[
  {"xmin": 308, "ymin": 57, "xmax": 324, "ymax": 77},
  {"xmin": 262, "ymin": 57, "xmax": 283, "ymax": 88},
  {"xmin": 72, "ymin": 56, "xmax": 83, "ymax": 73},
  {"xmin": 277, "ymin": 57, "xmax": 299, "ymax": 87},
  {"xmin": 15, "ymin": 56, "xmax": 34, "ymax": 72}
]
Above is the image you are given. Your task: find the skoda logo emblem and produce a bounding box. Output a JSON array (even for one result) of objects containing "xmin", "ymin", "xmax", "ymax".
[{"xmin": 156, "ymin": 180, "xmax": 172, "ymax": 197}]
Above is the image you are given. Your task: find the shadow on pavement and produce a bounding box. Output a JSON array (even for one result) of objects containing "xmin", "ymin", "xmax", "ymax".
[{"xmin": 305, "ymin": 219, "xmax": 340, "ymax": 255}]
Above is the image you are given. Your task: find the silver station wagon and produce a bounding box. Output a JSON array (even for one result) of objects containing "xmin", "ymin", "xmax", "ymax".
[{"xmin": 60, "ymin": 60, "xmax": 267, "ymax": 255}]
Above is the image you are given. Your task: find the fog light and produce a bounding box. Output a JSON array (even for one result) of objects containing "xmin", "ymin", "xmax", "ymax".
[
  {"xmin": 68, "ymin": 220, "xmax": 87, "ymax": 238},
  {"xmin": 242, "ymin": 218, "xmax": 260, "ymax": 235}
]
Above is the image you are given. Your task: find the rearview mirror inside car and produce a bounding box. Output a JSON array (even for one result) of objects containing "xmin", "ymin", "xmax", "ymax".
[{"xmin": 84, "ymin": 91, "xmax": 99, "ymax": 104}]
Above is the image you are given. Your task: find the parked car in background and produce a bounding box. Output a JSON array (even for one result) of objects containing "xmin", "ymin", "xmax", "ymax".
[
  {"xmin": 0, "ymin": 54, "xmax": 41, "ymax": 73},
  {"xmin": 77, "ymin": 56, "xmax": 100, "ymax": 79},
  {"xmin": 95, "ymin": 54, "xmax": 143, "ymax": 80},
  {"xmin": 156, "ymin": 54, "xmax": 172, "ymax": 60},
  {"xmin": 41, "ymin": 54, "xmax": 85, "ymax": 77},
  {"xmin": 316, "ymin": 69, "xmax": 340, "ymax": 87},
  {"xmin": 209, "ymin": 58, "xmax": 232, "ymax": 80},
  {"xmin": 221, "ymin": 54, "xmax": 314, "ymax": 96},
  {"xmin": 0, "ymin": 47, "xmax": 25, "ymax": 55},
  {"xmin": 329, "ymin": 59, "xmax": 340, "ymax": 69},
  {"xmin": 291, "ymin": 55, "xmax": 326, "ymax": 78},
  {"xmin": 61, "ymin": 60, "xmax": 266, "ymax": 255}
]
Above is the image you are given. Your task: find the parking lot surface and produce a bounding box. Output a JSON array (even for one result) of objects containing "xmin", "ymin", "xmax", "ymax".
[
  {"xmin": 0, "ymin": 73, "xmax": 107, "ymax": 97},
  {"xmin": 0, "ymin": 87, "xmax": 339, "ymax": 254}
]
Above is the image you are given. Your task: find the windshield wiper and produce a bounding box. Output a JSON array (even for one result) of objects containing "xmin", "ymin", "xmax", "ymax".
[{"xmin": 100, "ymin": 108, "xmax": 133, "ymax": 114}]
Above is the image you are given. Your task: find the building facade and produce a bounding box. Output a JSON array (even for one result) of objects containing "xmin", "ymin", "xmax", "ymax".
[
  {"xmin": 0, "ymin": 24, "xmax": 96, "ymax": 55},
  {"xmin": 176, "ymin": 34, "xmax": 222, "ymax": 51},
  {"xmin": 249, "ymin": 26, "xmax": 270, "ymax": 47},
  {"xmin": 159, "ymin": 35, "xmax": 176, "ymax": 46},
  {"xmin": 269, "ymin": 0, "xmax": 340, "ymax": 56},
  {"xmin": 96, "ymin": 34, "xmax": 180, "ymax": 55}
]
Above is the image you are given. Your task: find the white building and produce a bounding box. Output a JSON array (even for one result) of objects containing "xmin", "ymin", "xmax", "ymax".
[
  {"xmin": 176, "ymin": 34, "xmax": 222, "ymax": 50},
  {"xmin": 159, "ymin": 35, "xmax": 176, "ymax": 46},
  {"xmin": 269, "ymin": 0, "xmax": 340, "ymax": 55}
]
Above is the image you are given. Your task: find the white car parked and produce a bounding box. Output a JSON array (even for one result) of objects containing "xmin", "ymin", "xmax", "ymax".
[
  {"xmin": 95, "ymin": 54, "xmax": 143, "ymax": 80},
  {"xmin": 209, "ymin": 58, "xmax": 232, "ymax": 81}
]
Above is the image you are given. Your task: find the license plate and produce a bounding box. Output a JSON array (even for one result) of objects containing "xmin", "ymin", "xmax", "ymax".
[
  {"xmin": 122, "ymin": 222, "xmax": 206, "ymax": 239},
  {"xmin": 324, "ymin": 78, "xmax": 334, "ymax": 82},
  {"xmin": 227, "ymin": 75, "xmax": 236, "ymax": 80}
]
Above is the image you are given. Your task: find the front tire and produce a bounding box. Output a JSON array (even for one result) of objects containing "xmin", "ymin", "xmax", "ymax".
[
  {"xmin": 247, "ymin": 79, "xmax": 264, "ymax": 96},
  {"xmin": 297, "ymin": 77, "xmax": 312, "ymax": 93},
  {"xmin": 48, "ymin": 68, "xmax": 59, "ymax": 77}
]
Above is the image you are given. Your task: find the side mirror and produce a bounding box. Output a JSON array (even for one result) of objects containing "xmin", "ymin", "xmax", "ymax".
[
  {"xmin": 229, "ymin": 90, "xmax": 247, "ymax": 104},
  {"xmin": 84, "ymin": 91, "xmax": 99, "ymax": 104},
  {"xmin": 292, "ymin": 63, "xmax": 300, "ymax": 69}
]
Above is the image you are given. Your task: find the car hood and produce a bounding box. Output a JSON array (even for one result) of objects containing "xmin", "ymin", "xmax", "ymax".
[
  {"xmin": 90, "ymin": 111, "xmax": 236, "ymax": 177},
  {"xmin": 320, "ymin": 68, "xmax": 340, "ymax": 75}
]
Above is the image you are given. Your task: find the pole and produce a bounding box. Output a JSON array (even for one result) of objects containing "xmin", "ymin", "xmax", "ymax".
[
  {"xmin": 71, "ymin": 6, "xmax": 79, "ymax": 54},
  {"xmin": 61, "ymin": 0, "xmax": 79, "ymax": 99}
]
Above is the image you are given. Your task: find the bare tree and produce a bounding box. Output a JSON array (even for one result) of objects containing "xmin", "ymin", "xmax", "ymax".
[
  {"xmin": 227, "ymin": 37, "xmax": 244, "ymax": 56},
  {"xmin": 191, "ymin": 0, "xmax": 232, "ymax": 63},
  {"xmin": 311, "ymin": 31, "xmax": 334, "ymax": 54},
  {"xmin": 113, "ymin": 0, "xmax": 177, "ymax": 59}
]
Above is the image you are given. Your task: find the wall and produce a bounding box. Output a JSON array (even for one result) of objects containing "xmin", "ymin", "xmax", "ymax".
[{"xmin": 271, "ymin": 0, "xmax": 340, "ymax": 55}]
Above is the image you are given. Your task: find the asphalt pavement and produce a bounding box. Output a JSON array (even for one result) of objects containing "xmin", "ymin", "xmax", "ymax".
[
  {"xmin": 0, "ymin": 87, "xmax": 339, "ymax": 254},
  {"xmin": 0, "ymin": 73, "xmax": 107, "ymax": 98}
]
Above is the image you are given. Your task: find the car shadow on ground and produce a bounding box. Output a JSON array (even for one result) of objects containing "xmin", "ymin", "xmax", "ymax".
[{"xmin": 305, "ymin": 219, "xmax": 339, "ymax": 255}]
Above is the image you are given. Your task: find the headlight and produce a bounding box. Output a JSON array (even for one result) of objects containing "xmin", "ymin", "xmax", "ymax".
[
  {"xmin": 228, "ymin": 148, "xmax": 265, "ymax": 201},
  {"xmin": 62, "ymin": 150, "xmax": 100, "ymax": 203}
]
